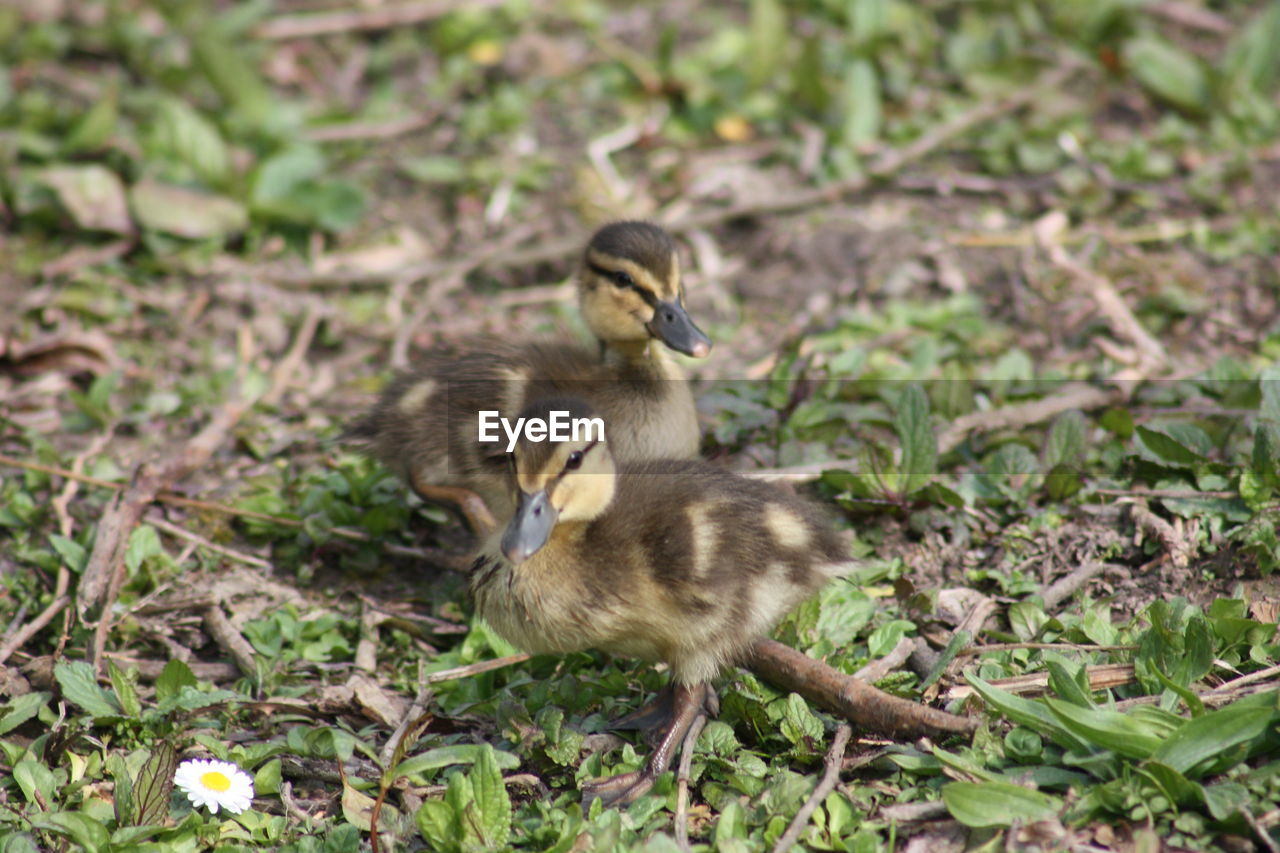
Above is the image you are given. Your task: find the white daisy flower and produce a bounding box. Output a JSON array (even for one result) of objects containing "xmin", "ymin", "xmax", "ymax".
[{"xmin": 173, "ymin": 758, "xmax": 255, "ymax": 815}]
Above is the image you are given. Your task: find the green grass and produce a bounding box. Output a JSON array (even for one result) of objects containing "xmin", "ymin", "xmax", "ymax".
[{"xmin": 1, "ymin": 0, "xmax": 1279, "ymax": 850}]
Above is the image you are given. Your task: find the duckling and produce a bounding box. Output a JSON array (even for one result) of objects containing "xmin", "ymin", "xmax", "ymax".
[
  {"xmin": 470, "ymin": 396, "xmax": 849, "ymax": 807},
  {"xmin": 348, "ymin": 221, "xmax": 711, "ymax": 533}
]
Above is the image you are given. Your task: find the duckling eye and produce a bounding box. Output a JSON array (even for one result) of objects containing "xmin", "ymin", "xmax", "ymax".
[
  {"xmin": 565, "ymin": 451, "xmax": 584, "ymax": 471},
  {"xmin": 611, "ymin": 271, "xmax": 635, "ymax": 289}
]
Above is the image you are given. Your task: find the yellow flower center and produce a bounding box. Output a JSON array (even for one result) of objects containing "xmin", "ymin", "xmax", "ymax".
[{"xmin": 200, "ymin": 771, "xmax": 231, "ymax": 792}]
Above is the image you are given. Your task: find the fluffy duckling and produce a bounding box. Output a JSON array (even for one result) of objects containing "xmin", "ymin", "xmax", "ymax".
[
  {"xmin": 470, "ymin": 397, "xmax": 849, "ymax": 807},
  {"xmin": 348, "ymin": 221, "xmax": 711, "ymax": 533}
]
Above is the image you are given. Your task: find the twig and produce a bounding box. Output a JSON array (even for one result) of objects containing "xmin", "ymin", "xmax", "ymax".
[
  {"xmin": 263, "ymin": 304, "xmax": 324, "ymax": 407},
  {"xmin": 954, "ymin": 642, "xmax": 1136, "ymax": 657},
  {"xmin": 102, "ymin": 655, "xmax": 240, "ymax": 682},
  {"xmin": 145, "ymin": 514, "xmax": 271, "ymax": 569},
  {"xmin": 0, "ymin": 596, "xmax": 70, "ymax": 666},
  {"xmin": 771, "ymin": 724, "xmax": 853, "ymax": 853},
  {"xmin": 1041, "ymin": 562, "xmax": 1119, "ymax": 611},
  {"xmin": 853, "ymin": 636, "xmax": 920, "ymax": 683},
  {"xmin": 1094, "ymin": 487, "xmax": 1236, "ymax": 499},
  {"xmin": 748, "ymin": 639, "xmax": 976, "ymax": 737},
  {"xmin": 1043, "ymin": 240, "xmax": 1168, "ymax": 375},
  {"xmin": 673, "ymin": 714, "xmax": 707, "ymax": 853},
  {"xmin": 1128, "ymin": 503, "xmax": 1196, "ymax": 568},
  {"xmin": 253, "ymin": 0, "xmax": 506, "ymax": 40},
  {"xmin": 355, "ymin": 602, "xmax": 381, "ymax": 674},
  {"xmin": 1240, "ymin": 806, "xmax": 1280, "ymax": 853},
  {"xmin": 379, "ymin": 661, "xmax": 433, "ymax": 767},
  {"xmin": 280, "ymin": 781, "xmax": 314, "ymax": 827},
  {"xmin": 879, "ymin": 800, "xmax": 950, "ymax": 823},
  {"xmin": 945, "ymin": 663, "xmax": 1135, "ymax": 701},
  {"xmin": 1206, "ymin": 662, "xmax": 1280, "ymax": 694},
  {"xmin": 203, "ymin": 605, "xmax": 259, "ymax": 677},
  {"xmin": 305, "ymin": 113, "xmax": 437, "ymax": 143},
  {"xmin": 937, "ymin": 383, "xmax": 1122, "ymax": 455},
  {"xmin": 1142, "ymin": 0, "xmax": 1234, "ymax": 34},
  {"xmin": 423, "ymin": 654, "xmax": 531, "ymax": 684}
]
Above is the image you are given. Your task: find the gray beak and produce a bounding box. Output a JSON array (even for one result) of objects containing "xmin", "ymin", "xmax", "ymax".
[
  {"xmin": 648, "ymin": 299, "xmax": 711, "ymax": 358},
  {"xmin": 501, "ymin": 490, "xmax": 557, "ymax": 563}
]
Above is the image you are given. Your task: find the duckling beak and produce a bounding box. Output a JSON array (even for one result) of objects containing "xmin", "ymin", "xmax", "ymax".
[
  {"xmin": 501, "ymin": 490, "xmax": 557, "ymax": 563},
  {"xmin": 647, "ymin": 300, "xmax": 712, "ymax": 358}
]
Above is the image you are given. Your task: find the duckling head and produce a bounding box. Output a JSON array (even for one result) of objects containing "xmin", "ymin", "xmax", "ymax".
[
  {"xmin": 501, "ymin": 397, "xmax": 617, "ymax": 563},
  {"xmin": 579, "ymin": 221, "xmax": 711, "ymax": 359}
]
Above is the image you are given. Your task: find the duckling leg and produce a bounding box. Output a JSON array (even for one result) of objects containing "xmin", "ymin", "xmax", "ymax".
[
  {"xmin": 407, "ymin": 473, "xmax": 498, "ymax": 535},
  {"xmin": 611, "ymin": 683, "xmax": 720, "ymax": 743},
  {"xmin": 583, "ymin": 682, "xmax": 709, "ymax": 808}
]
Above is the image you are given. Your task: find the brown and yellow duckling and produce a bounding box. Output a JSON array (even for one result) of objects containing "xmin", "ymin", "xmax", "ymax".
[
  {"xmin": 348, "ymin": 221, "xmax": 711, "ymax": 533},
  {"xmin": 470, "ymin": 397, "xmax": 849, "ymax": 807}
]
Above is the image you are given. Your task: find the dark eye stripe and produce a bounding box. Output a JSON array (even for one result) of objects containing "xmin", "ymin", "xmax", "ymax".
[
  {"xmin": 550, "ymin": 440, "xmax": 600, "ymax": 485},
  {"xmin": 588, "ymin": 262, "xmax": 659, "ymax": 308}
]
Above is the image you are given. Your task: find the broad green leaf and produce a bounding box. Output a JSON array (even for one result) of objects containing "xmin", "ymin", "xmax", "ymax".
[
  {"xmin": 107, "ymin": 660, "xmax": 141, "ymax": 718},
  {"xmin": 188, "ymin": 29, "xmax": 273, "ymax": 128},
  {"xmin": 13, "ymin": 760, "xmax": 56, "ymax": 806},
  {"xmin": 48, "ymin": 535, "xmax": 87, "ymax": 573},
  {"xmin": 1135, "ymin": 426, "xmax": 1201, "ymax": 466},
  {"xmin": 1137, "ymin": 760, "xmax": 1202, "ymax": 808},
  {"xmin": 53, "ymin": 661, "xmax": 120, "ymax": 717},
  {"xmin": 29, "ymin": 812, "xmax": 110, "ymax": 853},
  {"xmin": 1152, "ymin": 705, "xmax": 1279, "ymax": 777},
  {"xmin": 129, "ymin": 180, "xmax": 248, "ymax": 239},
  {"xmin": 155, "ymin": 659, "xmax": 197, "ymax": 704},
  {"xmin": 254, "ymin": 759, "xmax": 282, "ymax": 796},
  {"xmin": 1045, "ymin": 660, "xmax": 1094, "ymax": 708},
  {"xmin": 471, "ymin": 745, "xmax": 511, "ymax": 848},
  {"xmin": 124, "ymin": 525, "xmax": 163, "ymax": 575},
  {"xmin": 965, "ymin": 674, "xmax": 1090, "ymax": 752},
  {"xmin": 391, "ymin": 745, "xmax": 520, "ymax": 783},
  {"xmin": 133, "ymin": 742, "xmax": 178, "ymax": 827},
  {"xmin": 840, "ymin": 59, "xmax": 882, "ymax": 147},
  {"xmin": 35, "ymin": 165, "xmax": 133, "ymax": 234},
  {"xmin": 1045, "ymin": 699, "xmax": 1162, "ymax": 759},
  {"xmin": 1122, "ymin": 35, "xmax": 1210, "ymax": 114},
  {"xmin": 894, "ymin": 384, "xmax": 936, "ymax": 493},
  {"xmin": 748, "ymin": 0, "xmax": 786, "ymax": 87},
  {"xmin": 778, "ymin": 693, "xmax": 824, "ymax": 745},
  {"xmin": 1202, "ymin": 781, "xmax": 1249, "ymax": 821},
  {"xmin": 151, "ymin": 97, "xmax": 231, "ymax": 187},
  {"xmin": 65, "ymin": 90, "xmax": 118, "ymax": 153},
  {"xmin": 108, "ymin": 752, "xmax": 134, "ymax": 826},
  {"xmin": 942, "ymin": 780, "xmax": 1062, "ymax": 828},
  {"xmin": 1044, "ymin": 410, "xmax": 1087, "ymax": 468},
  {"xmin": 416, "ymin": 799, "xmax": 457, "ymax": 852},
  {"xmin": 0, "ymin": 692, "xmax": 50, "ymax": 736}
]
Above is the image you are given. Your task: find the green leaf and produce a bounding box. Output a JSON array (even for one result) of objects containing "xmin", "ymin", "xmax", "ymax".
[
  {"xmin": 35, "ymin": 165, "xmax": 133, "ymax": 234},
  {"xmin": 778, "ymin": 693, "xmax": 824, "ymax": 745},
  {"xmin": 64, "ymin": 90, "xmax": 119, "ymax": 153},
  {"xmin": 1152, "ymin": 705, "xmax": 1279, "ymax": 777},
  {"xmin": 416, "ymin": 799, "xmax": 457, "ymax": 852},
  {"xmin": 1045, "ymin": 660, "xmax": 1094, "ymax": 708},
  {"xmin": 747, "ymin": 0, "xmax": 786, "ymax": 87},
  {"xmin": 108, "ymin": 752, "xmax": 134, "ymax": 826},
  {"xmin": 965, "ymin": 674, "xmax": 1090, "ymax": 752},
  {"xmin": 1045, "ymin": 410, "xmax": 1086, "ymax": 468},
  {"xmin": 0, "ymin": 692, "xmax": 50, "ymax": 736},
  {"xmin": 29, "ymin": 813, "xmax": 111, "ymax": 853},
  {"xmin": 129, "ymin": 180, "xmax": 248, "ymax": 239},
  {"xmin": 150, "ymin": 97, "xmax": 232, "ymax": 187},
  {"xmin": 107, "ymin": 660, "xmax": 141, "ymax": 717},
  {"xmin": 48, "ymin": 534, "xmax": 88, "ymax": 573},
  {"xmin": 155, "ymin": 659, "xmax": 198, "ymax": 704},
  {"xmin": 255, "ymin": 759, "xmax": 283, "ymax": 796},
  {"xmin": 1122, "ymin": 35, "xmax": 1210, "ymax": 114},
  {"xmin": 13, "ymin": 759, "xmax": 56, "ymax": 806},
  {"xmin": 840, "ymin": 59, "xmax": 882, "ymax": 147},
  {"xmin": 942, "ymin": 780, "xmax": 1062, "ymax": 828},
  {"xmin": 1045, "ymin": 699, "xmax": 1163, "ymax": 759},
  {"xmin": 390, "ymin": 745, "xmax": 520, "ymax": 783},
  {"xmin": 894, "ymin": 384, "xmax": 936, "ymax": 493},
  {"xmin": 1202, "ymin": 781, "xmax": 1249, "ymax": 821},
  {"xmin": 1136, "ymin": 426, "xmax": 1202, "ymax": 467},
  {"xmin": 471, "ymin": 744, "xmax": 511, "ymax": 848},
  {"xmin": 53, "ymin": 660, "xmax": 120, "ymax": 717},
  {"xmin": 133, "ymin": 741, "xmax": 179, "ymax": 827}
]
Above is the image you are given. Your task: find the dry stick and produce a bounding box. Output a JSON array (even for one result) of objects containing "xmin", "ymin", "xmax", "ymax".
[
  {"xmin": 1040, "ymin": 562, "xmax": 1118, "ymax": 611},
  {"xmin": 945, "ymin": 663, "xmax": 1136, "ymax": 701},
  {"xmin": 1096, "ymin": 487, "xmax": 1236, "ymax": 499},
  {"xmin": 423, "ymin": 654, "xmax": 532, "ymax": 684},
  {"xmin": 103, "ymin": 655, "xmax": 241, "ymax": 683},
  {"xmin": 1240, "ymin": 806, "xmax": 1280, "ymax": 853},
  {"xmin": 0, "ymin": 596, "xmax": 71, "ymax": 666},
  {"xmin": 355, "ymin": 602, "xmax": 381, "ymax": 674},
  {"xmin": 853, "ymin": 636, "xmax": 920, "ymax": 683},
  {"xmin": 954, "ymin": 641, "xmax": 1136, "ymax": 657},
  {"xmin": 203, "ymin": 605, "xmax": 259, "ymax": 677},
  {"xmin": 145, "ymin": 514, "xmax": 271, "ymax": 569},
  {"xmin": 771, "ymin": 724, "xmax": 853, "ymax": 853},
  {"xmin": 305, "ymin": 113, "xmax": 436, "ymax": 144},
  {"xmin": 748, "ymin": 639, "xmax": 976, "ymax": 738},
  {"xmin": 262, "ymin": 304, "xmax": 324, "ymax": 407},
  {"xmin": 673, "ymin": 714, "xmax": 707, "ymax": 853},
  {"xmin": 253, "ymin": 0, "xmax": 507, "ymax": 40},
  {"xmin": 1044, "ymin": 242, "xmax": 1169, "ymax": 374}
]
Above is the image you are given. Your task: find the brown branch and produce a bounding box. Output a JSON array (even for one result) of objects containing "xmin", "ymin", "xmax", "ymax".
[
  {"xmin": 253, "ymin": 0, "xmax": 507, "ymax": 40},
  {"xmin": 673, "ymin": 714, "xmax": 707, "ymax": 853},
  {"xmin": 945, "ymin": 663, "xmax": 1136, "ymax": 701},
  {"xmin": 748, "ymin": 639, "xmax": 976, "ymax": 738},
  {"xmin": 954, "ymin": 641, "xmax": 1136, "ymax": 657},
  {"xmin": 305, "ymin": 113, "xmax": 437, "ymax": 144},
  {"xmin": 145, "ymin": 514, "xmax": 271, "ymax": 569},
  {"xmin": 0, "ymin": 596, "xmax": 70, "ymax": 666},
  {"xmin": 853, "ymin": 636, "xmax": 920, "ymax": 683},
  {"xmin": 937, "ymin": 383, "xmax": 1123, "ymax": 455},
  {"xmin": 1041, "ymin": 562, "xmax": 1119, "ymax": 611},
  {"xmin": 771, "ymin": 724, "xmax": 853, "ymax": 853},
  {"xmin": 203, "ymin": 605, "xmax": 259, "ymax": 677},
  {"xmin": 263, "ymin": 304, "xmax": 324, "ymax": 407}
]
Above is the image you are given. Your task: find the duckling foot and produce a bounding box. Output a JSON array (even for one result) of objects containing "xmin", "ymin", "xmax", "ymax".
[
  {"xmin": 583, "ymin": 681, "xmax": 707, "ymax": 808},
  {"xmin": 611, "ymin": 683, "xmax": 719, "ymax": 745},
  {"xmin": 408, "ymin": 478, "xmax": 497, "ymax": 536}
]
